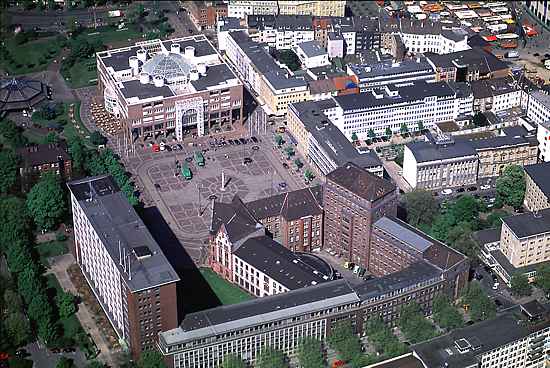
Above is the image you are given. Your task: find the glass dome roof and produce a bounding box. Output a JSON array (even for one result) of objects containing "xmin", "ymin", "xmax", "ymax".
[{"xmin": 141, "ymin": 52, "xmax": 193, "ymax": 81}]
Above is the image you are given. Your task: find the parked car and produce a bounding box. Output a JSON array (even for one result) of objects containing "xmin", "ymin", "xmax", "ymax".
[
  {"xmin": 250, "ymin": 136, "xmax": 258, "ymax": 143},
  {"xmin": 457, "ymin": 188, "xmax": 465, "ymax": 193},
  {"xmin": 494, "ymin": 299, "xmax": 503, "ymax": 307},
  {"xmin": 441, "ymin": 189, "xmax": 453, "ymax": 196},
  {"xmin": 467, "ymin": 186, "xmax": 477, "ymax": 192},
  {"xmin": 282, "ymin": 163, "xmax": 289, "ymax": 169},
  {"xmin": 492, "ymin": 282, "xmax": 499, "ymax": 290},
  {"xmin": 480, "ymin": 184, "xmax": 491, "ymax": 190}
]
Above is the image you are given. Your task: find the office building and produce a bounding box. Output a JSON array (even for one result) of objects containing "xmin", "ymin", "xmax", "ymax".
[
  {"xmin": 17, "ymin": 142, "xmax": 72, "ymax": 182},
  {"xmin": 245, "ymin": 186, "xmax": 324, "ymax": 252},
  {"xmin": 403, "ymin": 139, "xmax": 478, "ymax": 190},
  {"xmin": 414, "ymin": 303, "xmax": 550, "ymax": 368},
  {"xmin": 223, "ymin": 31, "xmax": 310, "ymax": 116},
  {"xmin": 68, "ymin": 176, "xmax": 179, "ymax": 358},
  {"xmin": 347, "ymin": 55, "xmax": 436, "ymax": 92},
  {"xmin": 293, "ymin": 40, "xmax": 330, "ymax": 69},
  {"xmin": 526, "ymin": 90, "xmax": 550, "ymax": 162},
  {"xmin": 188, "ymin": 1, "xmax": 228, "ymax": 30},
  {"xmin": 96, "ymin": 36, "xmax": 243, "ymax": 140},
  {"xmin": 471, "ymin": 76, "xmax": 522, "ymax": 113},
  {"xmin": 287, "ymin": 101, "xmax": 383, "ymax": 178},
  {"xmin": 324, "ymin": 163, "xmax": 398, "ymax": 267},
  {"xmin": 159, "ymin": 258, "xmax": 460, "ymax": 368},
  {"xmin": 524, "ymin": 162, "xmax": 550, "ymax": 212},
  {"xmin": 370, "ymin": 216, "xmax": 469, "ymax": 299}
]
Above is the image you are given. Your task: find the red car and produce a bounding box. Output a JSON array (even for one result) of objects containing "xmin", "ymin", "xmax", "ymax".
[
  {"xmin": 0, "ymin": 353, "xmax": 9, "ymax": 361},
  {"xmin": 152, "ymin": 144, "xmax": 160, "ymax": 152}
]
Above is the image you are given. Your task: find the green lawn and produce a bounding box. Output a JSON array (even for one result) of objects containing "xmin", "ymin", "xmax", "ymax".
[
  {"xmin": 63, "ymin": 101, "xmax": 92, "ymax": 145},
  {"xmin": 35, "ymin": 241, "xmax": 68, "ymax": 264},
  {"xmin": 200, "ymin": 268, "xmax": 253, "ymax": 305},
  {"xmin": 1, "ymin": 37, "xmax": 62, "ymax": 75},
  {"xmin": 78, "ymin": 25, "xmax": 143, "ymax": 47},
  {"xmin": 22, "ymin": 129, "xmax": 48, "ymax": 144},
  {"xmin": 63, "ymin": 57, "xmax": 98, "ymax": 89}
]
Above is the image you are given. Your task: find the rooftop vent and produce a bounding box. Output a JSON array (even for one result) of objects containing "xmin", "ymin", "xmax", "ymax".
[
  {"xmin": 454, "ymin": 338, "xmax": 471, "ymax": 354},
  {"xmin": 133, "ymin": 246, "xmax": 153, "ymax": 260}
]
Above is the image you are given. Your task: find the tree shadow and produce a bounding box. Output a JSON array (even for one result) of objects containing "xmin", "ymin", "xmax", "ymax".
[{"xmin": 140, "ymin": 207, "xmax": 221, "ymax": 318}]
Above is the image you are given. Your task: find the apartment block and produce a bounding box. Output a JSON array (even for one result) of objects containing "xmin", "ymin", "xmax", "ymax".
[
  {"xmin": 500, "ymin": 209, "xmax": 550, "ymax": 269},
  {"xmin": 471, "ymin": 76, "xmax": 522, "ymax": 113},
  {"xmin": 245, "ymin": 186, "xmax": 324, "ymax": 252},
  {"xmin": 414, "ymin": 303, "xmax": 550, "ymax": 368},
  {"xmin": 227, "ymin": 0, "xmax": 278, "ymax": 19},
  {"xmin": 96, "ymin": 36, "xmax": 243, "ymax": 140},
  {"xmin": 188, "ymin": 1, "xmax": 228, "ymax": 30},
  {"xmin": 403, "ymin": 139, "xmax": 478, "ymax": 190},
  {"xmin": 293, "ymin": 40, "xmax": 330, "ymax": 69},
  {"xmin": 278, "ymin": 1, "xmax": 346, "ymax": 17},
  {"xmin": 526, "ymin": 90, "xmax": 550, "ymax": 162},
  {"xmin": 67, "ymin": 176, "xmax": 179, "ymax": 359},
  {"xmin": 524, "ymin": 162, "xmax": 550, "ymax": 212},
  {"xmin": 323, "ymin": 163, "xmax": 398, "ymax": 267}
]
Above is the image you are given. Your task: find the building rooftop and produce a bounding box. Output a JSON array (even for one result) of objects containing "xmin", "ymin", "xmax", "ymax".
[
  {"xmin": 0, "ymin": 78, "xmax": 47, "ymax": 112},
  {"xmin": 245, "ymin": 185, "xmax": 323, "ymax": 221},
  {"xmin": 189, "ymin": 63, "xmax": 240, "ymax": 91},
  {"xmin": 406, "ymin": 140, "xmax": 477, "ymax": 163},
  {"xmin": 67, "ymin": 175, "xmax": 179, "ymax": 292},
  {"xmin": 162, "ymin": 279, "xmax": 358, "ymax": 344},
  {"xmin": 296, "ymin": 40, "xmax": 326, "ymax": 58},
  {"xmin": 333, "ymin": 81, "xmax": 456, "ymax": 111},
  {"xmin": 525, "ymin": 162, "xmax": 550, "ymax": 199},
  {"xmin": 367, "ymin": 354, "xmax": 424, "ymax": 368},
  {"xmin": 471, "ymin": 76, "xmax": 518, "ymax": 99},
  {"xmin": 326, "ymin": 162, "xmax": 395, "ymax": 202},
  {"xmin": 233, "ymin": 236, "xmax": 330, "ymax": 290},
  {"xmin": 210, "ymin": 195, "xmax": 264, "ymax": 243},
  {"xmin": 425, "ymin": 48, "xmax": 509, "ymax": 75},
  {"xmin": 17, "ymin": 142, "xmax": 71, "ymax": 167},
  {"xmin": 472, "ymin": 227, "xmax": 501, "ymax": 246},
  {"xmin": 460, "ymin": 135, "xmax": 531, "ymax": 150},
  {"xmin": 120, "ymin": 80, "xmax": 175, "ymax": 100},
  {"xmin": 348, "ymin": 56, "xmax": 435, "ymax": 82},
  {"xmin": 414, "ymin": 307, "xmax": 550, "ymax": 368},
  {"xmin": 502, "ymin": 209, "xmax": 550, "ymax": 239}
]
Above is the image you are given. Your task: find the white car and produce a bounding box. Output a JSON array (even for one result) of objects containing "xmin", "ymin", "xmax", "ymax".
[
  {"xmin": 480, "ymin": 184, "xmax": 491, "ymax": 190},
  {"xmin": 492, "ymin": 283, "xmax": 499, "ymax": 290},
  {"xmin": 160, "ymin": 142, "xmax": 166, "ymax": 151},
  {"xmin": 441, "ymin": 189, "xmax": 453, "ymax": 196}
]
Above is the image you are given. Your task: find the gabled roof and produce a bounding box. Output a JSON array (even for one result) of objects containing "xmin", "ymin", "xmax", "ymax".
[
  {"xmin": 245, "ymin": 186, "xmax": 323, "ymax": 221},
  {"xmin": 326, "ymin": 162, "xmax": 395, "ymax": 202},
  {"xmin": 210, "ymin": 195, "xmax": 263, "ymax": 242}
]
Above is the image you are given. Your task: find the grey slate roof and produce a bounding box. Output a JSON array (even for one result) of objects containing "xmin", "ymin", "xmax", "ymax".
[
  {"xmin": 233, "ymin": 236, "xmax": 330, "ymax": 290},
  {"xmin": 334, "ymin": 81, "xmax": 455, "ymax": 111},
  {"xmin": 17, "ymin": 142, "xmax": 70, "ymax": 167},
  {"xmin": 414, "ymin": 307, "xmax": 550, "ymax": 368},
  {"xmin": 425, "ymin": 48, "xmax": 509, "ymax": 75},
  {"xmin": 525, "ymin": 162, "xmax": 550, "ymax": 198},
  {"xmin": 0, "ymin": 78, "xmax": 47, "ymax": 111},
  {"xmin": 189, "ymin": 63, "xmax": 239, "ymax": 91},
  {"xmin": 348, "ymin": 56, "xmax": 435, "ymax": 82},
  {"xmin": 471, "ymin": 76, "xmax": 518, "ymax": 99},
  {"xmin": 99, "ymin": 46, "xmax": 140, "ymax": 72},
  {"xmin": 67, "ymin": 175, "xmax": 179, "ymax": 292},
  {"xmin": 210, "ymin": 195, "xmax": 263, "ymax": 242},
  {"xmin": 406, "ymin": 140, "xmax": 477, "ymax": 163},
  {"xmin": 502, "ymin": 209, "xmax": 550, "ymax": 238},
  {"xmin": 326, "ymin": 162, "xmax": 395, "ymax": 202},
  {"xmin": 472, "ymin": 227, "xmax": 501, "ymax": 246},
  {"xmin": 245, "ymin": 185, "xmax": 323, "ymax": 221},
  {"xmin": 460, "ymin": 135, "xmax": 531, "ymax": 150},
  {"xmin": 374, "ymin": 216, "xmax": 432, "ymax": 252}
]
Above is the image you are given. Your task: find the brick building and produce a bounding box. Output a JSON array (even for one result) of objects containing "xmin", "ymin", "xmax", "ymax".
[
  {"xmin": 188, "ymin": 1, "xmax": 228, "ymax": 30},
  {"xmin": 17, "ymin": 142, "xmax": 72, "ymax": 178},
  {"xmin": 323, "ymin": 162, "xmax": 398, "ymax": 267},
  {"xmin": 67, "ymin": 176, "xmax": 179, "ymax": 359},
  {"xmin": 245, "ymin": 186, "xmax": 324, "ymax": 252}
]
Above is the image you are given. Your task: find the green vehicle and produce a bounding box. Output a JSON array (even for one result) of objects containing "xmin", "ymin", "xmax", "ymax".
[
  {"xmin": 181, "ymin": 163, "xmax": 192, "ymax": 180},
  {"xmin": 194, "ymin": 151, "xmax": 205, "ymax": 166}
]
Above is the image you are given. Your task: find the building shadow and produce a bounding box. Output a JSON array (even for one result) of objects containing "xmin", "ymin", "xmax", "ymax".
[{"xmin": 140, "ymin": 206, "xmax": 221, "ymax": 318}]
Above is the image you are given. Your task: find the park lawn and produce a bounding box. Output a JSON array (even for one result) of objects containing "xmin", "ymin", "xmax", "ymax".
[
  {"xmin": 62, "ymin": 101, "xmax": 93, "ymax": 146},
  {"xmin": 35, "ymin": 241, "xmax": 69, "ymax": 265},
  {"xmin": 79, "ymin": 25, "xmax": 143, "ymax": 47},
  {"xmin": 1, "ymin": 37, "xmax": 61, "ymax": 75},
  {"xmin": 64, "ymin": 57, "xmax": 97, "ymax": 89},
  {"xmin": 200, "ymin": 268, "xmax": 253, "ymax": 305},
  {"xmin": 22, "ymin": 129, "xmax": 47, "ymax": 144}
]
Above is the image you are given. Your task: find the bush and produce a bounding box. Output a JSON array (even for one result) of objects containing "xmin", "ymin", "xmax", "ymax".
[{"xmin": 56, "ymin": 232, "xmax": 68, "ymax": 242}]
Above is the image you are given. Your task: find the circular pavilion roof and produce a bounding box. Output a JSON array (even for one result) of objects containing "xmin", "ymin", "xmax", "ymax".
[
  {"xmin": 0, "ymin": 78, "xmax": 46, "ymax": 112},
  {"xmin": 141, "ymin": 52, "xmax": 193, "ymax": 81}
]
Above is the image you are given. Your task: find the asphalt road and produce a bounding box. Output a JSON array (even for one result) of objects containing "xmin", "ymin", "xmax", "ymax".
[{"xmin": 8, "ymin": 7, "xmax": 113, "ymax": 31}]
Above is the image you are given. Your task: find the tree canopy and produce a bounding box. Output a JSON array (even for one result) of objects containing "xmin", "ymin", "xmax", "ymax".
[
  {"xmin": 398, "ymin": 302, "xmax": 437, "ymax": 343},
  {"xmin": 256, "ymin": 347, "xmax": 287, "ymax": 368},
  {"xmin": 297, "ymin": 337, "xmax": 324, "ymax": 368},
  {"xmin": 365, "ymin": 317, "xmax": 408, "ymax": 358},
  {"xmin": 26, "ymin": 172, "xmax": 66, "ymax": 231},
  {"xmin": 137, "ymin": 351, "xmax": 166, "ymax": 368},
  {"xmin": 495, "ymin": 165, "xmax": 525, "ymax": 209},
  {"xmin": 0, "ymin": 150, "xmax": 18, "ymax": 194},
  {"xmin": 328, "ymin": 320, "xmax": 362, "ymax": 362},
  {"xmin": 510, "ymin": 273, "xmax": 532, "ymax": 297},
  {"xmin": 536, "ymin": 264, "xmax": 550, "ymax": 295},
  {"xmin": 403, "ymin": 189, "xmax": 439, "ymax": 227},
  {"xmin": 462, "ymin": 281, "xmax": 496, "ymax": 321},
  {"xmin": 432, "ymin": 295, "xmax": 463, "ymax": 330},
  {"xmin": 221, "ymin": 354, "xmax": 246, "ymax": 368}
]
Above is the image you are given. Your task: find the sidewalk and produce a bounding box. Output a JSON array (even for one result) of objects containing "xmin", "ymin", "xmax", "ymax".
[{"xmin": 47, "ymin": 254, "xmax": 117, "ymax": 367}]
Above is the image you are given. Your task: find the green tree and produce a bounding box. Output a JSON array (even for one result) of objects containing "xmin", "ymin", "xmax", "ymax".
[
  {"xmin": 284, "ymin": 146, "xmax": 295, "ymax": 157},
  {"xmin": 367, "ymin": 129, "xmax": 376, "ymax": 139},
  {"xmin": 297, "ymin": 337, "xmax": 324, "ymax": 368},
  {"xmin": 90, "ymin": 131, "xmax": 107, "ymax": 146},
  {"xmin": 328, "ymin": 321, "xmax": 361, "ymax": 362},
  {"xmin": 3, "ymin": 289, "xmax": 24, "ymax": 315},
  {"xmin": 68, "ymin": 136, "xmax": 89, "ymax": 175},
  {"xmin": 17, "ymin": 266, "xmax": 42, "ymax": 304},
  {"xmin": 67, "ymin": 16, "xmax": 80, "ymax": 35},
  {"xmin": 56, "ymin": 291, "xmax": 77, "ymax": 319},
  {"xmin": 0, "ymin": 120, "xmax": 27, "ymax": 147},
  {"xmin": 432, "ymin": 295, "xmax": 463, "ymax": 330},
  {"xmin": 400, "ymin": 123, "xmax": 409, "ymax": 135},
  {"xmin": 0, "ymin": 150, "xmax": 18, "ymax": 193},
  {"xmin": 6, "ymin": 241, "xmax": 34, "ymax": 274},
  {"xmin": 472, "ymin": 112, "xmax": 488, "ymax": 127},
  {"xmin": 256, "ymin": 347, "xmax": 287, "ymax": 368},
  {"xmin": 56, "ymin": 356, "xmax": 74, "ymax": 368},
  {"xmin": 495, "ymin": 165, "xmax": 525, "ymax": 209},
  {"xmin": 417, "ymin": 121, "xmax": 424, "ymax": 132},
  {"xmin": 26, "ymin": 172, "xmax": 66, "ymax": 231},
  {"xmin": 385, "ymin": 127, "xmax": 392, "ymax": 137},
  {"xmin": 463, "ymin": 281, "xmax": 496, "ymax": 321},
  {"xmin": 37, "ymin": 316, "xmax": 58, "ymax": 345},
  {"xmin": 0, "ymin": 197, "xmax": 32, "ymax": 252},
  {"xmin": 276, "ymin": 50, "xmax": 301, "ymax": 71},
  {"xmin": 486, "ymin": 210, "xmax": 508, "ymax": 228},
  {"xmin": 403, "ymin": 189, "xmax": 439, "ymax": 227},
  {"xmin": 351, "ymin": 132, "xmax": 358, "ymax": 142},
  {"xmin": 536, "ymin": 264, "xmax": 550, "ymax": 295},
  {"xmin": 44, "ymin": 132, "xmax": 60, "ymax": 144},
  {"xmin": 86, "ymin": 361, "xmax": 107, "ymax": 368},
  {"xmin": 510, "ymin": 273, "xmax": 532, "ymax": 297},
  {"xmin": 137, "ymin": 351, "xmax": 166, "ymax": 368},
  {"xmin": 294, "ymin": 158, "xmax": 303, "ymax": 169},
  {"xmin": 4, "ymin": 312, "xmax": 31, "ymax": 347},
  {"xmin": 221, "ymin": 354, "xmax": 246, "ymax": 368},
  {"xmin": 304, "ymin": 169, "xmax": 315, "ymax": 181},
  {"xmin": 28, "ymin": 292, "xmax": 53, "ymax": 323},
  {"xmin": 126, "ymin": 3, "xmax": 145, "ymax": 24},
  {"xmin": 398, "ymin": 302, "xmax": 437, "ymax": 343},
  {"xmin": 274, "ymin": 135, "xmax": 284, "ymax": 147}
]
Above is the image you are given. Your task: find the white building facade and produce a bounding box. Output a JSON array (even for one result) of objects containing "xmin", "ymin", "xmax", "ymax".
[
  {"xmin": 227, "ymin": 0, "xmax": 278, "ymax": 19},
  {"xmin": 527, "ymin": 90, "xmax": 550, "ymax": 162}
]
